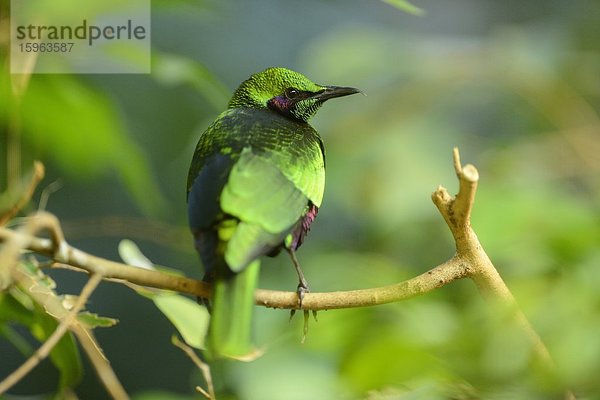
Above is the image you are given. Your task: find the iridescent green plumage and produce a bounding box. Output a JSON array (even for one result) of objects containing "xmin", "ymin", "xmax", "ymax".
[{"xmin": 187, "ymin": 67, "xmax": 359, "ymax": 358}]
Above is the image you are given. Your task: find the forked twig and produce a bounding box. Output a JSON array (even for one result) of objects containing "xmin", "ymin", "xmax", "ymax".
[
  {"xmin": 0, "ymin": 274, "xmax": 102, "ymax": 394},
  {"xmin": 172, "ymin": 336, "xmax": 216, "ymax": 400}
]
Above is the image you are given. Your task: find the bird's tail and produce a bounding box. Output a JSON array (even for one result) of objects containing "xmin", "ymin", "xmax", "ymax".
[{"xmin": 207, "ymin": 258, "xmax": 261, "ymax": 360}]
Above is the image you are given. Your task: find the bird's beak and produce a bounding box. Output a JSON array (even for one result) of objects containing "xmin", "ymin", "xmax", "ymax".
[{"xmin": 314, "ymin": 86, "xmax": 362, "ymax": 102}]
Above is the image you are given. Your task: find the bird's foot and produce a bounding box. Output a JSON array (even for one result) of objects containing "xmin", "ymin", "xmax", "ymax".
[
  {"xmin": 296, "ymin": 279, "xmax": 310, "ymax": 308},
  {"xmin": 286, "ymin": 248, "xmax": 310, "ymax": 308},
  {"xmin": 286, "ymin": 247, "xmax": 317, "ymax": 341},
  {"xmin": 289, "ymin": 280, "xmax": 309, "ymax": 321},
  {"xmin": 289, "ymin": 281, "xmax": 318, "ymax": 343},
  {"xmin": 196, "ymin": 295, "xmax": 212, "ymax": 313}
]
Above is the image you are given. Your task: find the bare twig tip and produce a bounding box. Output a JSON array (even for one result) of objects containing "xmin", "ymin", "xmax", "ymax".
[
  {"xmin": 452, "ymin": 147, "xmax": 462, "ymax": 174},
  {"xmin": 461, "ymin": 164, "xmax": 479, "ymax": 182},
  {"xmin": 431, "ymin": 186, "xmax": 451, "ymax": 204},
  {"xmin": 33, "ymin": 161, "xmax": 45, "ymax": 181}
]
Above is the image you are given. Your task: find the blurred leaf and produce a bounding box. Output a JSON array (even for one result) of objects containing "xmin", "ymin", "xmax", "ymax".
[
  {"xmin": 11, "ymin": 262, "xmax": 84, "ymax": 390},
  {"xmin": 21, "ymin": 260, "xmax": 57, "ymax": 290},
  {"xmin": 118, "ymin": 239, "xmax": 155, "ymax": 269},
  {"xmin": 34, "ymin": 305, "xmax": 83, "ymax": 390},
  {"xmin": 229, "ymin": 348, "xmax": 349, "ymax": 400},
  {"xmin": 77, "ymin": 312, "xmax": 119, "ymax": 328},
  {"xmin": 18, "ymin": 75, "xmax": 167, "ymax": 216},
  {"xmin": 117, "ymin": 239, "xmax": 209, "ymax": 349},
  {"xmin": 0, "ymin": 290, "xmax": 37, "ymax": 328},
  {"xmin": 0, "ymin": 324, "xmax": 34, "ymax": 356},
  {"xmin": 365, "ymin": 382, "xmax": 478, "ymax": 400},
  {"xmin": 1, "ymin": 286, "xmax": 82, "ymax": 391},
  {"xmin": 153, "ymin": 293, "xmax": 209, "ymax": 350},
  {"xmin": 473, "ymin": 184, "xmax": 599, "ymax": 277},
  {"xmin": 118, "ymin": 239, "xmax": 187, "ymax": 279},
  {"xmin": 152, "ymin": 52, "xmax": 230, "ymax": 111},
  {"xmin": 481, "ymin": 322, "xmax": 532, "ymax": 379},
  {"xmin": 380, "ymin": 0, "xmax": 424, "ymax": 16},
  {"xmin": 341, "ymin": 326, "xmax": 443, "ymax": 393}
]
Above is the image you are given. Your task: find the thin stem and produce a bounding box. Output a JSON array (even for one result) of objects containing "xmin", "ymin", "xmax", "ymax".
[
  {"xmin": 172, "ymin": 336, "xmax": 215, "ymax": 400},
  {"xmin": 0, "ymin": 161, "xmax": 45, "ymax": 226},
  {"xmin": 71, "ymin": 325, "xmax": 129, "ymax": 400}
]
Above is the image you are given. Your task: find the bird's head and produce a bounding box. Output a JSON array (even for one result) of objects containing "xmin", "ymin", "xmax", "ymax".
[{"xmin": 228, "ymin": 67, "xmax": 361, "ymax": 122}]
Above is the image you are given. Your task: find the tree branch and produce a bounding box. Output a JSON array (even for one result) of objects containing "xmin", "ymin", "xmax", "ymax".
[
  {"xmin": 256, "ymin": 257, "xmax": 470, "ymax": 310},
  {"xmin": 0, "ymin": 217, "xmax": 211, "ymax": 298},
  {"xmin": 0, "ymin": 221, "xmax": 471, "ymax": 310},
  {"xmin": 0, "ymin": 149, "xmax": 572, "ymax": 398},
  {"xmin": 0, "ymin": 211, "xmax": 129, "ymax": 399},
  {"xmin": 433, "ymin": 148, "xmax": 553, "ymax": 353},
  {"xmin": 0, "ymin": 149, "xmax": 561, "ymax": 317},
  {"xmin": 432, "ymin": 148, "xmax": 573, "ymax": 400},
  {"xmin": 0, "ymin": 150, "xmax": 549, "ymax": 317}
]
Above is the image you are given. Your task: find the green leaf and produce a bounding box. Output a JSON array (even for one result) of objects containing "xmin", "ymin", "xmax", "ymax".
[
  {"xmin": 5, "ymin": 263, "xmax": 83, "ymax": 390},
  {"xmin": 0, "ymin": 292, "xmax": 37, "ymax": 355},
  {"xmin": 1, "ymin": 288, "xmax": 82, "ymax": 390},
  {"xmin": 0, "ymin": 290, "xmax": 36, "ymax": 326},
  {"xmin": 77, "ymin": 312, "xmax": 119, "ymax": 328},
  {"xmin": 153, "ymin": 293, "xmax": 209, "ymax": 350},
  {"xmin": 33, "ymin": 310, "xmax": 83, "ymax": 390},
  {"xmin": 152, "ymin": 52, "xmax": 230, "ymax": 111},
  {"xmin": 118, "ymin": 239, "xmax": 187, "ymax": 289},
  {"xmin": 116, "ymin": 239, "xmax": 208, "ymax": 348},
  {"xmin": 381, "ymin": 0, "xmax": 424, "ymax": 15},
  {"xmin": 0, "ymin": 324, "xmax": 34, "ymax": 356},
  {"xmin": 118, "ymin": 239, "xmax": 155, "ymax": 270}
]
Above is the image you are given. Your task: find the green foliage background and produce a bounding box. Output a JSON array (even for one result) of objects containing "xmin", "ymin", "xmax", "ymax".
[{"xmin": 1, "ymin": 0, "xmax": 600, "ymax": 399}]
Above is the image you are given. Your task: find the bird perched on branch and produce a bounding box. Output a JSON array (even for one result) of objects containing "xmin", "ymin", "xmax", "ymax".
[{"xmin": 187, "ymin": 67, "xmax": 360, "ymax": 358}]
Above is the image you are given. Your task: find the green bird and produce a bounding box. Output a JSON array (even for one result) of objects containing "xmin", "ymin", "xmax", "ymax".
[{"xmin": 187, "ymin": 67, "xmax": 360, "ymax": 358}]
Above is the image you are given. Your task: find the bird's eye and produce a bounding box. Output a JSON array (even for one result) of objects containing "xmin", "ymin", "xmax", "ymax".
[{"xmin": 285, "ymin": 88, "xmax": 300, "ymax": 99}]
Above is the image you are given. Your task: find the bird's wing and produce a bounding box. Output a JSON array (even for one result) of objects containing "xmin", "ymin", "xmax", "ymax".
[
  {"xmin": 247, "ymin": 111, "xmax": 326, "ymax": 208},
  {"xmin": 187, "ymin": 153, "xmax": 233, "ymax": 232},
  {"xmin": 220, "ymin": 147, "xmax": 309, "ymax": 271}
]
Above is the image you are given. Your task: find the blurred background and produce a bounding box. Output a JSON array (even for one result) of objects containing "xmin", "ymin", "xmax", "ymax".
[{"xmin": 1, "ymin": 0, "xmax": 600, "ymax": 398}]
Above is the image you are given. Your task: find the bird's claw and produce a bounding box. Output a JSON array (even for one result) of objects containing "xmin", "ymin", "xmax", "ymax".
[
  {"xmin": 296, "ymin": 280, "xmax": 310, "ymax": 308},
  {"xmin": 289, "ymin": 280, "xmax": 310, "ymax": 322},
  {"xmin": 286, "ymin": 249, "xmax": 317, "ymax": 341}
]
